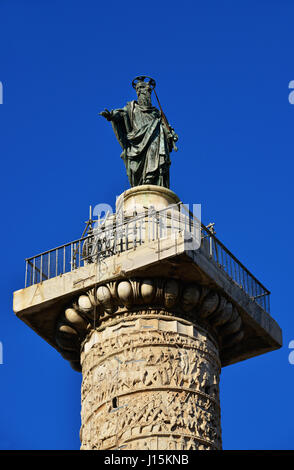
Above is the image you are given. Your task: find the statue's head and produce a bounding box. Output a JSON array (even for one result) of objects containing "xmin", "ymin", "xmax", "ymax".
[{"xmin": 132, "ymin": 76, "xmax": 156, "ymax": 106}]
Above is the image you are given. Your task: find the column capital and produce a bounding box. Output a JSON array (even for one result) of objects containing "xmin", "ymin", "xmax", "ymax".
[{"xmin": 55, "ymin": 277, "xmax": 244, "ymax": 371}]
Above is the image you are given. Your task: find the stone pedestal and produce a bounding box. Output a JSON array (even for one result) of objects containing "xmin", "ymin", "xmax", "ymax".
[
  {"xmin": 116, "ymin": 184, "xmax": 180, "ymax": 217},
  {"xmin": 114, "ymin": 185, "xmax": 195, "ymax": 248}
]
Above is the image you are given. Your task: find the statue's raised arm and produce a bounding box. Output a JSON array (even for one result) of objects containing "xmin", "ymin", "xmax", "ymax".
[{"xmin": 99, "ymin": 76, "xmax": 178, "ymax": 189}]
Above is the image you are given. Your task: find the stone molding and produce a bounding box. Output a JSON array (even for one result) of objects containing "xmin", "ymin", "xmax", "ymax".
[{"xmin": 55, "ymin": 277, "xmax": 244, "ymax": 371}]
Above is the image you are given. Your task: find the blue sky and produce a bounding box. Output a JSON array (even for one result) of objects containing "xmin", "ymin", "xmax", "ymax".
[{"xmin": 0, "ymin": 0, "xmax": 293, "ymax": 449}]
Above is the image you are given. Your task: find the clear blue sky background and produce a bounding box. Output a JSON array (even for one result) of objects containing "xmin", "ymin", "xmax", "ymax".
[{"xmin": 0, "ymin": 0, "xmax": 293, "ymax": 450}]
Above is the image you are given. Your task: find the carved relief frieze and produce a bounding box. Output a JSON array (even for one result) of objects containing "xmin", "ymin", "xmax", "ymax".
[{"xmin": 80, "ymin": 324, "xmax": 222, "ymax": 450}]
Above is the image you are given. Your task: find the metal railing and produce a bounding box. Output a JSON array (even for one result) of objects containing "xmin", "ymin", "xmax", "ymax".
[
  {"xmin": 200, "ymin": 224, "xmax": 270, "ymax": 313},
  {"xmin": 24, "ymin": 203, "xmax": 270, "ymax": 313}
]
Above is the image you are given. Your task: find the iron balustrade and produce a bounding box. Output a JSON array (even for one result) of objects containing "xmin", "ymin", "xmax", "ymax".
[
  {"xmin": 200, "ymin": 224, "xmax": 270, "ymax": 313},
  {"xmin": 24, "ymin": 203, "xmax": 270, "ymax": 313}
]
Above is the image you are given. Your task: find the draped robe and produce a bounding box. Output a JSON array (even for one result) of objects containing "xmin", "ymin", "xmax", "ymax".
[{"xmin": 111, "ymin": 100, "xmax": 172, "ymax": 188}]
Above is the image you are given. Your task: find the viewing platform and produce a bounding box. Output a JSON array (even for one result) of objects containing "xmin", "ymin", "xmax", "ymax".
[{"xmin": 13, "ymin": 186, "xmax": 281, "ymax": 370}]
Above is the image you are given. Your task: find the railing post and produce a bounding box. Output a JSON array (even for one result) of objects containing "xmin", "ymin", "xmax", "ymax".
[
  {"xmin": 220, "ymin": 245, "xmax": 224, "ymax": 269},
  {"xmin": 32, "ymin": 258, "xmax": 35, "ymax": 285},
  {"xmin": 25, "ymin": 260, "xmax": 28, "ymax": 288},
  {"xmin": 126, "ymin": 222, "xmax": 129, "ymax": 250},
  {"xmin": 209, "ymin": 236, "xmax": 212, "ymax": 258},
  {"xmin": 242, "ymin": 266, "xmax": 246, "ymax": 293},
  {"xmin": 233, "ymin": 259, "xmax": 237, "ymax": 285},
  {"xmin": 139, "ymin": 218, "xmax": 142, "ymax": 245},
  {"xmin": 63, "ymin": 246, "xmax": 66, "ymax": 274},
  {"xmin": 70, "ymin": 243, "xmax": 73, "ymax": 271}
]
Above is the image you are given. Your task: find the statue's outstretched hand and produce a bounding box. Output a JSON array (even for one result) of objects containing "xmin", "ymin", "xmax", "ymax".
[
  {"xmin": 99, "ymin": 109, "xmax": 113, "ymax": 121},
  {"xmin": 170, "ymin": 127, "xmax": 178, "ymax": 142}
]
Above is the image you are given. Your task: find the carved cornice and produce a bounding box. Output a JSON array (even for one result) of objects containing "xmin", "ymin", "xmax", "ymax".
[{"xmin": 55, "ymin": 277, "xmax": 244, "ymax": 371}]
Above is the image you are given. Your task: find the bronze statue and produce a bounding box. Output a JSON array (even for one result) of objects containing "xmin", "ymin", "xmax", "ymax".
[{"xmin": 99, "ymin": 76, "xmax": 178, "ymax": 188}]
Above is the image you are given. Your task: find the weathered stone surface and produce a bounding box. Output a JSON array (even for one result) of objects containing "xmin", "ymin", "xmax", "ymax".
[
  {"xmin": 80, "ymin": 316, "xmax": 222, "ymax": 450},
  {"xmin": 116, "ymin": 185, "xmax": 180, "ymax": 217},
  {"xmin": 50, "ymin": 277, "xmax": 245, "ymax": 372}
]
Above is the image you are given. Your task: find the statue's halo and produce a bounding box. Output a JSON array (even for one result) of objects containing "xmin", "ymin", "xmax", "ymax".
[{"xmin": 132, "ymin": 76, "xmax": 156, "ymax": 90}]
